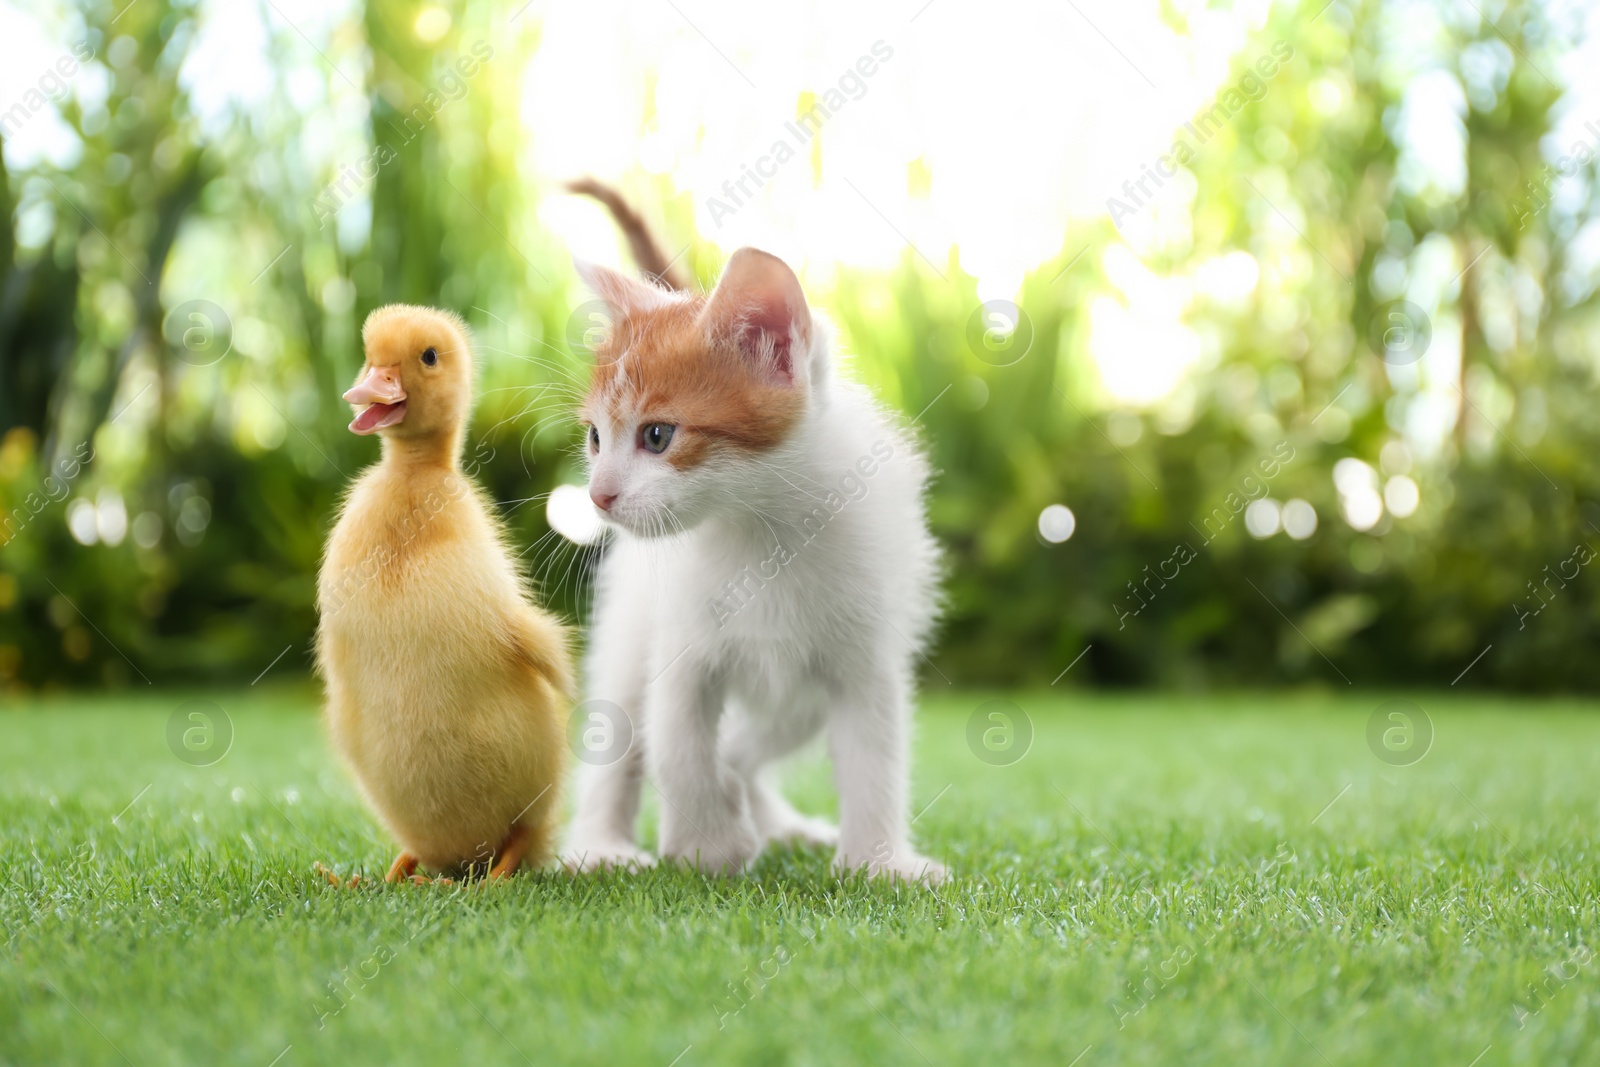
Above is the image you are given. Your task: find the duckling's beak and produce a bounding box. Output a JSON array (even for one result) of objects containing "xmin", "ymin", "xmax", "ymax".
[{"xmin": 344, "ymin": 366, "xmax": 407, "ymax": 435}]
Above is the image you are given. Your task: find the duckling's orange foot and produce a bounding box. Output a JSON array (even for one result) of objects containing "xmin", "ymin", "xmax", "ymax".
[
  {"xmin": 407, "ymin": 873, "xmax": 455, "ymax": 886},
  {"xmin": 489, "ymin": 824, "xmax": 532, "ymax": 880},
  {"xmin": 314, "ymin": 862, "xmax": 363, "ymax": 889},
  {"xmin": 384, "ymin": 852, "xmax": 421, "ymax": 884},
  {"xmin": 385, "ymin": 852, "xmax": 452, "ymax": 885}
]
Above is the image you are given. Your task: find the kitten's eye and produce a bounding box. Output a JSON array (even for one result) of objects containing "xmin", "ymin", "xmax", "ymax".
[
  {"xmin": 588, "ymin": 425, "xmax": 600, "ymax": 453},
  {"xmin": 421, "ymin": 347, "xmax": 438, "ymax": 366},
  {"xmin": 640, "ymin": 423, "xmax": 676, "ymax": 454}
]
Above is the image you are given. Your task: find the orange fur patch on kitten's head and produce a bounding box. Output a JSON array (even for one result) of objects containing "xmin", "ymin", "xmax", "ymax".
[
  {"xmin": 349, "ymin": 305, "xmax": 474, "ymax": 447},
  {"xmin": 576, "ymin": 248, "xmax": 819, "ymax": 533},
  {"xmin": 579, "ymin": 248, "xmax": 810, "ymax": 471}
]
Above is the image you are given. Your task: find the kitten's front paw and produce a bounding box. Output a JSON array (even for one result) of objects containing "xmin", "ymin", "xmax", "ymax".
[
  {"xmin": 835, "ymin": 847, "xmax": 946, "ymax": 886},
  {"xmin": 561, "ymin": 839, "xmax": 657, "ymax": 874}
]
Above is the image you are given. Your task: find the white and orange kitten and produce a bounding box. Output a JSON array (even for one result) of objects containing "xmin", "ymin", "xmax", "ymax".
[{"xmin": 563, "ymin": 247, "xmax": 944, "ymax": 883}]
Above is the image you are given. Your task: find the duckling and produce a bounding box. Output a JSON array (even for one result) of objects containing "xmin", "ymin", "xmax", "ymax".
[{"xmin": 316, "ymin": 304, "xmax": 571, "ymax": 882}]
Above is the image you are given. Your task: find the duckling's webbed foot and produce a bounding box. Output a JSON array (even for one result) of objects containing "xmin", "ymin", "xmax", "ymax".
[
  {"xmin": 385, "ymin": 851, "xmax": 421, "ymax": 884},
  {"xmin": 489, "ymin": 824, "xmax": 532, "ymax": 880},
  {"xmin": 314, "ymin": 862, "xmax": 363, "ymax": 889}
]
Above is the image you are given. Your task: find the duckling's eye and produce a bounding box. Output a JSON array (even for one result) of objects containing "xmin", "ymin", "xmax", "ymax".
[
  {"xmin": 588, "ymin": 425, "xmax": 600, "ymax": 453},
  {"xmin": 421, "ymin": 347, "xmax": 438, "ymax": 366},
  {"xmin": 640, "ymin": 423, "xmax": 676, "ymax": 455}
]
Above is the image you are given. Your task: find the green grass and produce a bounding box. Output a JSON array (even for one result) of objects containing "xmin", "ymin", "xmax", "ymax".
[{"xmin": 4, "ymin": 686, "xmax": 1599, "ymax": 1066}]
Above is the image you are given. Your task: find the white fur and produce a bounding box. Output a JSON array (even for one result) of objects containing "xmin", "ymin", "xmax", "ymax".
[{"xmin": 564, "ymin": 318, "xmax": 945, "ymax": 883}]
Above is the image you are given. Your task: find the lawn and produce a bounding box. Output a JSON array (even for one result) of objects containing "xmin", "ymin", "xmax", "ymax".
[{"xmin": 3, "ymin": 686, "xmax": 1599, "ymax": 1066}]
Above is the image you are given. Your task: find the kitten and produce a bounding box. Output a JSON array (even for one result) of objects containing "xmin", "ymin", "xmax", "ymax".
[{"xmin": 562, "ymin": 246, "xmax": 944, "ymax": 883}]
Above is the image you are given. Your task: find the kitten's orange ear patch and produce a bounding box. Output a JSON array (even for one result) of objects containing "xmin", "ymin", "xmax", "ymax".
[
  {"xmin": 582, "ymin": 249, "xmax": 813, "ymax": 469},
  {"xmin": 577, "ymin": 260, "xmax": 676, "ymax": 320},
  {"xmin": 700, "ymin": 248, "xmax": 810, "ymax": 384}
]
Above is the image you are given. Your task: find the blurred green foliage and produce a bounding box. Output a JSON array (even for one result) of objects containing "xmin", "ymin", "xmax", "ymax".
[{"xmin": 1, "ymin": 0, "xmax": 1597, "ymax": 693}]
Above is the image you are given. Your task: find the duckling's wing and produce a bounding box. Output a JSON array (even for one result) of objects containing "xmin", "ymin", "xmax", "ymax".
[{"xmin": 503, "ymin": 602, "xmax": 575, "ymax": 700}]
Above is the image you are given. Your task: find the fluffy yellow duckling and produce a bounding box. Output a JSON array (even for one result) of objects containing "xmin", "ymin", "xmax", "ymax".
[{"xmin": 316, "ymin": 305, "xmax": 571, "ymax": 882}]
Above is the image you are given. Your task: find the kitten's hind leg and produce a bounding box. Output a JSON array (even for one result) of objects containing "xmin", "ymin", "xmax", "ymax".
[
  {"xmin": 747, "ymin": 776, "xmax": 838, "ymax": 849},
  {"xmin": 721, "ymin": 702, "xmax": 836, "ymax": 849},
  {"xmin": 652, "ymin": 668, "xmax": 760, "ymax": 876}
]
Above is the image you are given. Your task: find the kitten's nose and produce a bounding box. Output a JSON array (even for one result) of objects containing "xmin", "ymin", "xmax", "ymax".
[{"xmin": 591, "ymin": 489, "xmax": 619, "ymax": 512}]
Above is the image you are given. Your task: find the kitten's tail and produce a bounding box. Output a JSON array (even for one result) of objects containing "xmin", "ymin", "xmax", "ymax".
[{"xmin": 566, "ymin": 178, "xmax": 688, "ymax": 291}]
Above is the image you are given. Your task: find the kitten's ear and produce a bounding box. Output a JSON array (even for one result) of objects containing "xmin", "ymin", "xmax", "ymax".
[
  {"xmin": 699, "ymin": 248, "xmax": 811, "ymax": 385},
  {"xmin": 575, "ymin": 259, "xmax": 674, "ymax": 318}
]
